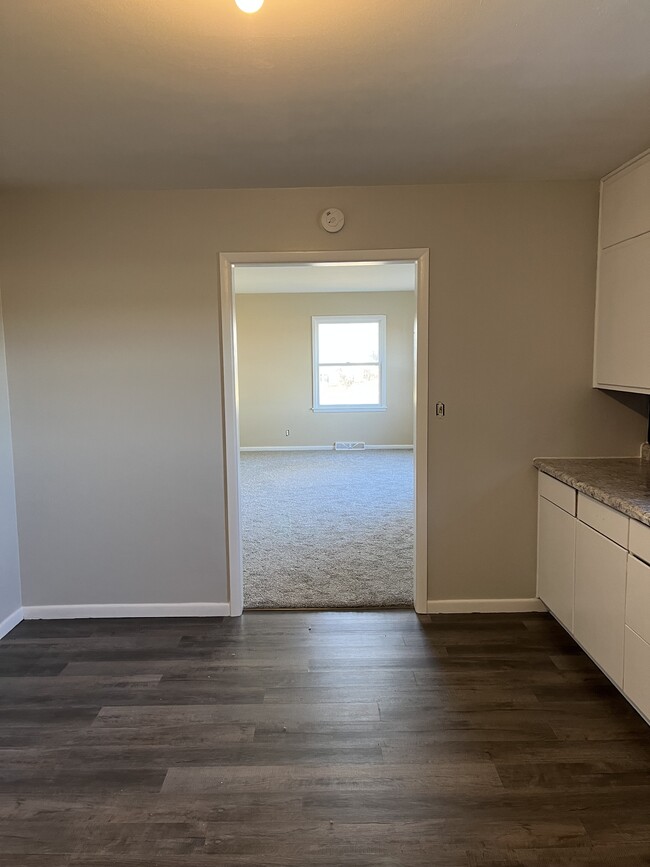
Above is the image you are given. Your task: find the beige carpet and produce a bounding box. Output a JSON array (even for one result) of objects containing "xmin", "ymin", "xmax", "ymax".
[{"xmin": 241, "ymin": 449, "xmax": 414, "ymax": 609}]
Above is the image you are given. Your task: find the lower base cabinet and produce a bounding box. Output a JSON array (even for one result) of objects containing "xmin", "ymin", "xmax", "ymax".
[
  {"xmin": 537, "ymin": 471, "xmax": 649, "ymax": 725},
  {"xmin": 624, "ymin": 554, "xmax": 650, "ymax": 719},
  {"xmin": 537, "ymin": 496, "xmax": 576, "ymax": 630},
  {"xmin": 574, "ymin": 521, "xmax": 627, "ymax": 688},
  {"xmin": 624, "ymin": 627, "xmax": 650, "ymax": 720}
]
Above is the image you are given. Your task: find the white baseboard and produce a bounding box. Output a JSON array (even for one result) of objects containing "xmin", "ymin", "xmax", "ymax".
[
  {"xmin": 240, "ymin": 446, "xmax": 331, "ymax": 452},
  {"xmin": 22, "ymin": 602, "xmax": 232, "ymax": 620},
  {"xmin": 0, "ymin": 607, "xmax": 23, "ymax": 638},
  {"xmin": 427, "ymin": 598, "xmax": 547, "ymax": 614},
  {"xmin": 240, "ymin": 445, "xmax": 413, "ymax": 452}
]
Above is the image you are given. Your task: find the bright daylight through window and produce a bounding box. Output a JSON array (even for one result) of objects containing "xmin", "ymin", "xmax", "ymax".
[{"xmin": 312, "ymin": 315, "xmax": 387, "ymax": 412}]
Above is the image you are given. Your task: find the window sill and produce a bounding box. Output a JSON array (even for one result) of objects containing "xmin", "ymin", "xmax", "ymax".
[{"xmin": 312, "ymin": 405, "xmax": 388, "ymax": 413}]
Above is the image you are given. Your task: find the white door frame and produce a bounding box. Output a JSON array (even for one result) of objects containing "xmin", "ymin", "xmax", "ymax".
[{"xmin": 219, "ymin": 248, "xmax": 430, "ymax": 615}]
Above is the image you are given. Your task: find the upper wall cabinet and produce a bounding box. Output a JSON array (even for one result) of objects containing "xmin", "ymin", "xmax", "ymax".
[
  {"xmin": 600, "ymin": 153, "xmax": 650, "ymax": 249},
  {"xmin": 594, "ymin": 149, "xmax": 650, "ymax": 395}
]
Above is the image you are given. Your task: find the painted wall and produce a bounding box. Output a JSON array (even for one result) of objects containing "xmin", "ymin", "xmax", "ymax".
[
  {"xmin": 0, "ymin": 183, "xmax": 646, "ymax": 609},
  {"xmin": 236, "ymin": 291, "xmax": 415, "ymax": 448},
  {"xmin": 0, "ymin": 290, "xmax": 21, "ymax": 627}
]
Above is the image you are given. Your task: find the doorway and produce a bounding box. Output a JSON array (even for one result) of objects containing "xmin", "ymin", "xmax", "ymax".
[{"xmin": 219, "ymin": 249, "xmax": 429, "ymax": 615}]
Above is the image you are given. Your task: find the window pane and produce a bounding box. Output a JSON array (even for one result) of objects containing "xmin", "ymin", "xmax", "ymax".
[
  {"xmin": 318, "ymin": 364, "xmax": 380, "ymax": 406},
  {"xmin": 318, "ymin": 322, "xmax": 379, "ymax": 364}
]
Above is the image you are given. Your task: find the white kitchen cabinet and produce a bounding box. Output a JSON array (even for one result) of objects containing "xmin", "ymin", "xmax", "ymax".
[
  {"xmin": 537, "ymin": 495, "xmax": 576, "ymax": 631},
  {"xmin": 536, "ymin": 469, "xmax": 650, "ymax": 723},
  {"xmin": 600, "ymin": 151, "xmax": 650, "ymax": 248},
  {"xmin": 594, "ymin": 149, "xmax": 650, "ymax": 395},
  {"xmin": 624, "ymin": 554, "xmax": 650, "ymax": 723},
  {"xmin": 594, "ymin": 232, "xmax": 650, "ymax": 393},
  {"xmin": 574, "ymin": 521, "xmax": 628, "ymax": 688},
  {"xmin": 626, "ymin": 554, "xmax": 650, "ymax": 644},
  {"xmin": 629, "ymin": 518, "xmax": 650, "ymax": 565},
  {"xmin": 624, "ymin": 627, "xmax": 650, "ymax": 722}
]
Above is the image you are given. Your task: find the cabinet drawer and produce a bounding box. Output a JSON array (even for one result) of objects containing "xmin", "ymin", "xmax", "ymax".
[
  {"xmin": 630, "ymin": 519, "xmax": 650, "ymax": 565},
  {"xmin": 624, "ymin": 626, "xmax": 650, "ymax": 723},
  {"xmin": 626, "ymin": 555, "xmax": 650, "ymax": 643},
  {"xmin": 577, "ymin": 493, "xmax": 629, "ymax": 548},
  {"xmin": 538, "ymin": 473, "xmax": 576, "ymax": 515}
]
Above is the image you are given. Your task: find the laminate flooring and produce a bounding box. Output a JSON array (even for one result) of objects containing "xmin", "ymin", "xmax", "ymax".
[{"xmin": 1, "ymin": 610, "xmax": 649, "ymax": 866}]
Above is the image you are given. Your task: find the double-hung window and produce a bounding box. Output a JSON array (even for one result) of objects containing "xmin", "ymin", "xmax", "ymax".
[{"xmin": 312, "ymin": 315, "xmax": 387, "ymax": 412}]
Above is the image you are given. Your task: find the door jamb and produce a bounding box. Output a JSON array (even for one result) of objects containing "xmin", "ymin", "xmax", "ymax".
[{"xmin": 219, "ymin": 248, "xmax": 429, "ymax": 615}]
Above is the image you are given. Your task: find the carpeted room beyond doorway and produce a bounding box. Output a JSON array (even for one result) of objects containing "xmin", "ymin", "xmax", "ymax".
[{"xmin": 241, "ymin": 449, "xmax": 414, "ymax": 609}]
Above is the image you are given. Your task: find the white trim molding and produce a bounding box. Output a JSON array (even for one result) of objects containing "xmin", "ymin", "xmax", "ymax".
[
  {"xmin": 427, "ymin": 598, "xmax": 548, "ymax": 614},
  {"xmin": 240, "ymin": 446, "xmax": 332, "ymax": 452},
  {"xmin": 220, "ymin": 248, "xmax": 429, "ymax": 616},
  {"xmin": 365, "ymin": 444, "xmax": 413, "ymax": 450},
  {"xmin": 22, "ymin": 603, "xmax": 231, "ymax": 620},
  {"xmin": 0, "ymin": 607, "xmax": 23, "ymax": 638}
]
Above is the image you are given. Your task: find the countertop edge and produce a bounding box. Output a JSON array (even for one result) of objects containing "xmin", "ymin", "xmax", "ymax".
[{"xmin": 533, "ymin": 458, "xmax": 650, "ymax": 527}]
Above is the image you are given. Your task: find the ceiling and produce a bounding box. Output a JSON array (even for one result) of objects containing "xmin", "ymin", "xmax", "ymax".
[
  {"xmin": 233, "ymin": 262, "xmax": 417, "ymax": 294},
  {"xmin": 1, "ymin": 0, "xmax": 649, "ymax": 189}
]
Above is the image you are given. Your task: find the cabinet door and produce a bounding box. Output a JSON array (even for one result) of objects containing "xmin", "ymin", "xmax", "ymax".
[
  {"xmin": 624, "ymin": 627, "xmax": 650, "ymax": 723},
  {"xmin": 574, "ymin": 522, "xmax": 627, "ymax": 687},
  {"xmin": 626, "ymin": 554, "xmax": 650, "ymax": 644},
  {"xmin": 594, "ymin": 232, "xmax": 650, "ymax": 393},
  {"xmin": 600, "ymin": 153, "xmax": 650, "ymax": 248},
  {"xmin": 537, "ymin": 496, "xmax": 576, "ymax": 631}
]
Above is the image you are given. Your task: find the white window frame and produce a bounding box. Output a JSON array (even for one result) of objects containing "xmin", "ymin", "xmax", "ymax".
[{"xmin": 311, "ymin": 314, "xmax": 387, "ymax": 413}]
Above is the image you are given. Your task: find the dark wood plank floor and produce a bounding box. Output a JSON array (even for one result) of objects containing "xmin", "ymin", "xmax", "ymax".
[{"xmin": 1, "ymin": 610, "xmax": 649, "ymax": 866}]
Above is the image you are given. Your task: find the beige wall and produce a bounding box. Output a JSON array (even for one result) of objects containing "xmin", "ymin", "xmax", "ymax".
[
  {"xmin": 0, "ymin": 183, "xmax": 646, "ymax": 608},
  {"xmin": 236, "ymin": 291, "xmax": 415, "ymax": 448},
  {"xmin": 0, "ymin": 290, "xmax": 21, "ymax": 624}
]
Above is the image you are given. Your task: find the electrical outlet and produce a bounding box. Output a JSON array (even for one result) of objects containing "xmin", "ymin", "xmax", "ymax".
[
  {"xmin": 285, "ymin": 429, "xmax": 290, "ymax": 437},
  {"xmin": 435, "ymin": 402, "xmax": 445, "ymax": 418}
]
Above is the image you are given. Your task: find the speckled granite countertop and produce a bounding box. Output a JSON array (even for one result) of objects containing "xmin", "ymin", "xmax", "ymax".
[{"xmin": 533, "ymin": 456, "xmax": 650, "ymax": 527}]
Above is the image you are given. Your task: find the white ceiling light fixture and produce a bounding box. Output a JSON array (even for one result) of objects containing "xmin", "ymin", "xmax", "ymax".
[{"xmin": 235, "ymin": 0, "xmax": 264, "ymax": 12}]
